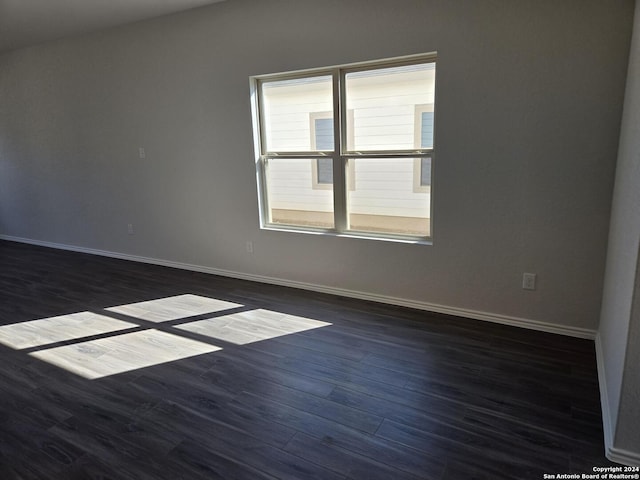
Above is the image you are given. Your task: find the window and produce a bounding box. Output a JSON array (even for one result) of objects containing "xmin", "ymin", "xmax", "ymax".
[
  {"xmin": 310, "ymin": 112, "xmax": 333, "ymax": 189},
  {"xmin": 414, "ymin": 105, "xmax": 434, "ymax": 192},
  {"xmin": 251, "ymin": 53, "xmax": 436, "ymax": 240}
]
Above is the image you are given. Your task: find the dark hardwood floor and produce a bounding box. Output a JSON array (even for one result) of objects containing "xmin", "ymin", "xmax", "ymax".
[{"xmin": 0, "ymin": 240, "xmax": 616, "ymax": 479}]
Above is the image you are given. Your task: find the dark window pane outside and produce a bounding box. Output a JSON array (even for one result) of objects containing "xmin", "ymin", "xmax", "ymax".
[
  {"xmin": 420, "ymin": 111, "xmax": 433, "ymax": 186},
  {"xmin": 421, "ymin": 111, "xmax": 434, "ymax": 149},
  {"xmin": 317, "ymin": 158, "xmax": 333, "ymax": 184},
  {"xmin": 314, "ymin": 118, "xmax": 334, "ymax": 151},
  {"xmin": 315, "ymin": 118, "xmax": 333, "ymax": 184},
  {"xmin": 420, "ymin": 157, "xmax": 431, "ymax": 186}
]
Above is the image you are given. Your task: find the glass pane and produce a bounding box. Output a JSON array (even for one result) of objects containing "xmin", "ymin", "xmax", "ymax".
[
  {"xmin": 346, "ymin": 158, "xmax": 430, "ymax": 237},
  {"xmin": 261, "ymin": 76, "xmax": 333, "ymax": 153},
  {"xmin": 420, "ymin": 157, "xmax": 431, "ymax": 186},
  {"xmin": 313, "ymin": 117, "xmax": 334, "ymax": 151},
  {"xmin": 345, "ymin": 63, "xmax": 436, "ymax": 152},
  {"xmin": 265, "ymin": 158, "xmax": 334, "ymax": 228},
  {"xmin": 421, "ymin": 111, "xmax": 434, "ymax": 149},
  {"xmin": 316, "ymin": 158, "xmax": 333, "ymax": 184}
]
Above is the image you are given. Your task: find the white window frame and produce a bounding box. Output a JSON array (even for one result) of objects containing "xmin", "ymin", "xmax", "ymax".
[{"xmin": 250, "ymin": 52, "xmax": 436, "ymax": 242}]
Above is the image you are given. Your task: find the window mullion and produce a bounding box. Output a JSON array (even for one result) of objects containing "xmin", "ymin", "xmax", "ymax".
[
  {"xmin": 332, "ymin": 69, "xmax": 347, "ymax": 232},
  {"xmin": 257, "ymin": 155, "xmax": 270, "ymax": 226}
]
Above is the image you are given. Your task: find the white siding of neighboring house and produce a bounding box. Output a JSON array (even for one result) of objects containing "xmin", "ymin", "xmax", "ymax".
[
  {"xmin": 349, "ymin": 158, "xmax": 428, "ymax": 217},
  {"xmin": 267, "ymin": 159, "xmax": 334, "ymax": 212}
]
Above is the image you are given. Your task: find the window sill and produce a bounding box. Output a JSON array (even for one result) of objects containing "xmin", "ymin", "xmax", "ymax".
[{"xmin": 260, "ymin": 224, "xmax": 433, "ymax": 245}]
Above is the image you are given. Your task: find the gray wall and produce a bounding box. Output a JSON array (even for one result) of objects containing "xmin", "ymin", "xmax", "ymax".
[
  {"xmin": 599, "ymin": 0, "xmax": 640, "ymax": 461},
  {"xmin": 0, "ymin": 0, "xmax": 634, "ymax": 334}
]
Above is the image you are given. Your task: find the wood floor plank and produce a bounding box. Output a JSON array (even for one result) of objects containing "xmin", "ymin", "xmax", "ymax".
[
  {"xmin": 239, "ymin": 338, "xmax": 418, "ymax": 392},
  {"xmin": 203, "ymin": 349, "xmax": 337, "ymax": 397},
  {"xmin": 235, "ymin": 380, "xmax": 385, "ymax": 434},
  {"xmin": 139, "ymin": 400, "xmax": 345, "ymax": 480},
  {"xmin": 284, "ymin": 431, "xmax": 436, "ymax": 480},
  {"xmin": 165, "ymin": 439, "xmax": 280, "ymax": 480},
  {"xmin": 0, "ymin": 240, "xmax": 616, "ymax": 479},
  {"xmin": 229, "ymin": 390, "xmax": 448, "ymax": 477},
  {"xmin": 375, "ymin": 418, "xmax": 569, "ymax": 478}
]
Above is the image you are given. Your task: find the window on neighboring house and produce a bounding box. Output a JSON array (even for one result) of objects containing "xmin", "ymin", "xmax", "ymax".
[
  {"xmin": 414, "ymin": 105, "xmax": 434, "ymax": 193},
  {"xmin": 310, "ymin": 112, "xmax": 356, "ymax": 190},
  {"xmin": 252, "ymin": 53, "xmax": 436, "ymax": 240},
  {"xmin": 310, "ymin": 113, "xmax": 333, "ymax": 189}
]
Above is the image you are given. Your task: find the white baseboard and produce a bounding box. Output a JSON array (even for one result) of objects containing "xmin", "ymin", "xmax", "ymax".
[
  {"xmin": 0, "ymin": 234, "xmax": 596, "ymax": 339},
  {"xmin": 596, "ymin": 334, "xmax": 616, "ymax": 459},
  {"xmin": 608, "ymin": 447, "xmax": 640, "ymax": 467},
  {"xmin": 595, "ymin": 334, "xmax": 640, "ymax": 467}
]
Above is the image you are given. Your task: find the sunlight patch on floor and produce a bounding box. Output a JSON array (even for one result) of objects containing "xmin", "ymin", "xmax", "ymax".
[
  {"xmin": 29, "ymin": 329, "xmax": 221, "ymax": 379},
  {"xmin": 0, "ymin": 312, "xmax": 137, "ymax": 349},
  {"xmin": 105, "ymin": 294, "xmax": 243, "ymax": 322},
  {"xmin": 174, "ymin": 308, "xmax": 332, "ymax": 345},
  {"xmin": 5, "ymin": 294, "xmax": 331, "ymax": 379}
]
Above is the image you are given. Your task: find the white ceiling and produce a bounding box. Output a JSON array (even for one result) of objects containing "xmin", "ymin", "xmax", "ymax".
[{"xmin": 0, "ymin": 0, "xmax": 227, "ymax": 54}]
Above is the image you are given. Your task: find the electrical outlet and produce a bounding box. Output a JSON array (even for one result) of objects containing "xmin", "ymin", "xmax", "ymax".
[
  {"xmin": 246, "ymin": 241, "xmax": 254, "ymax": 253},
  {"xmin": 127, "ymin": 223, "xmax": 134, "ymax": 235},
  {"xmin": 522, "ymin": 273, "xmax": 536, "ymax": 290},
  {"xmin": 138, "ymin": 147, "xmax": 146, "ymax": 159}
]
